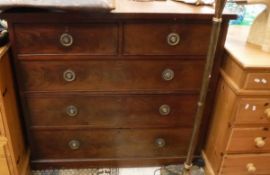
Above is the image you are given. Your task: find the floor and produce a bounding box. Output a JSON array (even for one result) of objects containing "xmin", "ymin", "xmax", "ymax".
[
  {"xmin": 119, "ymin": 167, "xmax": 160, "ymax": 175},
  {"xmin": 31, "ymin": 165, "xmax": 204, "ymax": 175},
  {"xmin": 31, "ymin": 167, "xmax": 161, "ymax": 175}
]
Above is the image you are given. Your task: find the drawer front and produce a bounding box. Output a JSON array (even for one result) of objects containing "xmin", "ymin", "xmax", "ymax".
[
  {"xmin": 244, "ymin": 73, "xmax": 270, "ymax": 90},
  {"xmin": 123, "ymin": 23, "xmax": 211, "ymax": 55},
  {"xmin": 221, "ymin": 154, "xmax": 270, "ymax": 175},
  {"xmin": 227, "ymin": 128, "xmax": 270, "ymax": 153},
  {"xmin": 26, "ymin": 94, "xmax": 197, "ymax": 128},
  {"xmin": 20, "ymin": 60, "xmax": 204, "ymax": 92},
  {"xmin": 234, "ymin": 98, "xmax": 270, "ymax": 125},
  {"xmin": 14, "ymin": 24, "xmax": 118, "ymax": 55},
  {"xmin": 30, "ymin": 128, "xmax": 192, "ymax": 160}
]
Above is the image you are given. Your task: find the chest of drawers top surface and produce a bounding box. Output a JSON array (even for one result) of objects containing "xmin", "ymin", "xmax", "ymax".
[{"xmin": 1, "ymin": 0, "xmax": 235, "ymax": 18}]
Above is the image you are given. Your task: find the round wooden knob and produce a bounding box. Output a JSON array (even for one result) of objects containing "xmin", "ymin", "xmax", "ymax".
[
  {"xmin": 167, "ymin": 33, "xmax": 180, "ymax": 46},
  {"xmin": 155, "ymin": 138, "xmax": 166, "ymax": 148},
  {"xmin": 254, "ymin": 137, "xmax": 266, "ymax": 148},
  {"xmin": 68, "ymin": 140, "xmax": 80, "ymax": 150},
  {"xmin": 264, "ymin": 108, "xmax": 270, "ymax": 119},
  {"xmin": 246, "ymin": 163, "xmax": 256, "ymax": 173},
  {"xmin": 60, "ymin": 33, "xmax": 73, "ymax": 47},
  {"xmin": 162, "ymin": 69, "xmax": 174, "ymax": 81},
  {"xmin": 63, "ymin": 69, "xmax": 76, "ymax": 82},
  {"xmin": 66, "ymin": 105, "xmax": 78, "ymax": 117},
  {"xmin": 159, "ymin": 104, "xmax": 171, "ymax": 116}
]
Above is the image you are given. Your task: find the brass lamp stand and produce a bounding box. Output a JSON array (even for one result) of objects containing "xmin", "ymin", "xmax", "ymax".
[{"xmin": 182, "ymin": 0, "xmax": 228, "ymax": 174}]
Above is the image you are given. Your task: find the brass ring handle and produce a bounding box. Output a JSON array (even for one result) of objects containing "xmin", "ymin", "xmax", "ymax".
[
  {"xmin": 167, "ymin": 33, "xmax": 180, "ymax": 46},
  {"xmin": 159, "ymin": 104, "xmax": 171, "ymax": 116},
  {"xmin": 155, "ymin": 138, "xmax": 166, "ymax": 148},
  {"xmin": 66, "ymin": 105, "xmax": 78, "ymax": 117},
  {"xmin": 60, "ymin": 33, "xmax": 74, "ymax": 47},
  {"xmin": 68, "ymin": 140, "xmax": 80, "ymax": 150},
  {"xmin": 246, "ymin": 163, "xmax": 256, "ymax": 173},
  {"xmin": 162, "ymin": 69, "xmax": 174, "ymax": 81},
  {"xmin": 63, "ymin": 69, "xmax": 76, "ymax": 82},
  {"xmin": 264, "ymin": 108, "xmax": 270, "ymax": 119},
  {"xmin": 254, "ymin": 137, "xmax": 266, "ymax": 148}
]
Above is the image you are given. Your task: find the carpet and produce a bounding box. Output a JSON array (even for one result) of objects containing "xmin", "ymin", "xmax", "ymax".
[{"xmin": 32, "ymin": 168, "xmax": 119, "ymax": 175}]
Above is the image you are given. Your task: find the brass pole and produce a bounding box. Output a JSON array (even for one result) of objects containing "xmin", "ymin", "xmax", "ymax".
[{"xmin": 182, "ymin": 0, "xmax": 227, "ymax": 174}]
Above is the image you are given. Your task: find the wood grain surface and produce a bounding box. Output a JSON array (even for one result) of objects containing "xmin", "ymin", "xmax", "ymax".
[
  {"xmin": 26, "ymin": 94, "xmax": 198, "ymax": 128},
  {"xmin": 19, "ymin": 60, "xmax": 204, "ymax": 92}
]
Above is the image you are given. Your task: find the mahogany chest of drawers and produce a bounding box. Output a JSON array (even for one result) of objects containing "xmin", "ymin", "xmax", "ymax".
[{"xmin": 2, "ymin": 0, "xmax": 234, "ymax": 169}]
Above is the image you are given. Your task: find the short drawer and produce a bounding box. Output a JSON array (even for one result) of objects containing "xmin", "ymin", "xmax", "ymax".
[
  {"xmin": 26, "ymin": 94, "xmax": 197, "ymax": 128},
  {"xmin": 234, "ymin": 98, "xmax": 270, "ymax": 125},
  {"xmin": 221, "ymin": 154, "xmax": 270, "ymax": 175},
  {"xmin": 227, "ymin": 128, "xmax": 270, "ymax": 153},
  {"xmin": 14, "ymin": 23, "xmax": 118, "ymax": 55},
  {"xmin": 244, "ymin": 73, "xmax": 270, "ymax": 90},
  {"xmin": 19, "ymin": 60, "xmax": 204, "ymax": 92},
  {"xmin": 123, "ymin": 22, "xmax": 211, "ymax": 55},
  {"xmin": 30, "ymin": 128, "xmax": 192, "ymax": 160}
]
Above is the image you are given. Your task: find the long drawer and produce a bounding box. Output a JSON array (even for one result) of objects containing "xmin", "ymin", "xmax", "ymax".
[
  {"xmin": 30, "ymin": 128, "xmax": 192, "ymax": 160},
  {"xmin": 19, "ymin": 60, "xmax": 204, "ymax": 92},
  {"xmin": 227, "ymin": 128, "xmax": 270, "ymax": 153},
  {"xmin": 26, "ymin": 94, "xmax": 197, "ymax": 128},
  {"xmin": 221, "ymin": 154, "xmax": 270, "ymax": 175},
  {"xmin": 14, "ymin": 23, "xmax": 118, "ymax": 55}
]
